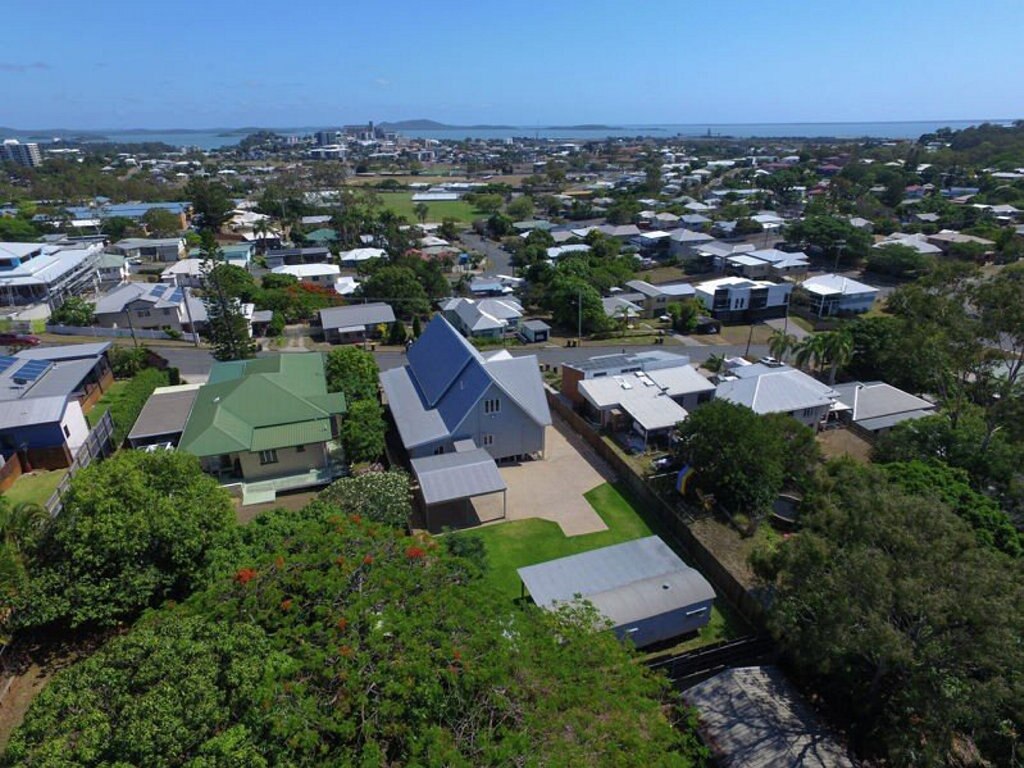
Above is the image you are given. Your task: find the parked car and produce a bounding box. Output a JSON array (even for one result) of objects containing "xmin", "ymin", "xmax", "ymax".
[{"xmin": 0, "ymin": 333, "xmax": 41, "ymax": 347}]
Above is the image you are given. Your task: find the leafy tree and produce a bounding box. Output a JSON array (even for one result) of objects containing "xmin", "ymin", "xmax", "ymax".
[
  {"xmin": 0, "ymin": 216, "xmax": 38, "ymax": 241},
  {"xmin": 506, "ymin": 195, "xmax": 535, "ymax": 221},
  {"xmin": 387, "ymin": 319, "xmax": 408, "ymax": 345},
  {"xmin": 324, "ymin": 345, "xmax": 379, "ymax": 401},
  {"xmin": 882, "ymin": 460, "xmax": 1022, "ymax": 557},
  {"xmin": 49, "ymin": 296, "xmax": 95, "ymax": 326},
  {"xmin": 340, "ymin": 400, "xmax": 387, "ymax": 463},
  {"xmin": 544, "ymin": 275, "xmax": 608, "ymax": 335},
  {"xmin": 675, "ymin": 400, "xmax": 818, "ymax": 526},
  {"xmin": 185, "ymin": 177, "xmax": 234, "ymax": 232},
  {"xmin": 140, "ymin": 207, "xmax": 183, "ymax": 237},
  {"xmin": 438, "ymin": 218, "xmax": 459, "ymax": 241},
  {"xmin": 785, "ymin": 215, "xmax": 872, "ymax": 266},
  {"xmin": 486, "ymin": 212, "xmax": 513, "ymax": 237},
  {"xmin": 469, "ymin": 193, "xmax": 503, "ymax": 215},
  {"xmin": 754, "ymin": 459, "xmax": 1024, "ymax": 766},
  {"xmin": 667, "ymin": 299, "xmax": 702, "ymax": 334},
  {"xmin": 413, "ymin": 201, "xmax": 429, "ymax": 224},
  {"xmin": 199, "ymin": 234, "xmax": 257, "ymax": 362},
  {"xmin": 0, "ymin": 499, "xmax": 49, "ymax": 603},
  {"xmin": 108, "ymin": 345, "xmax": 150, "ymax": 378},
  {"xmin": 411, "ymin": 314, "xmax": 422, "ymax": 338},
  {"xmin": 8, "ymin": 502, "xmax": 706, "ymax": 766},
  {"xmin": 972, "ymin": 262, "xmax": 1024, "ymax": 390},
  {"xmin": 10, "ymin": 451, "xmax": 234, "ymax": 630},
  {"xmin": 316, "ymin": 471, "xmax": 411, "ymax": 529},
  {"xmin": 100, "ymin": 216, "xmax": 135, "ymax": 241},
  {"xmin": 356, "ymin": 265, "xmax": 429, "ymax": 318},
  {"xmin": 108, "ymin": 367, "xmax": 169, "ymax": 445},
  {"xmin": 865, "ymin": 243, "xmax": 932, "ymax": 278}
]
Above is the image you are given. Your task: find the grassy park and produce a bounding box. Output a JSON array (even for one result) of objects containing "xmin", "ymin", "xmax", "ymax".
[{"xmin": 375, "ymin": 191, "xmax": 481, "ymax": 224}]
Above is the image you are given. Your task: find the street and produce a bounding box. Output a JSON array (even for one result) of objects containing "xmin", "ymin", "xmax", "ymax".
[{"xmin": 458, "ymin": 231, "xmax": 513, "ymax": 276}]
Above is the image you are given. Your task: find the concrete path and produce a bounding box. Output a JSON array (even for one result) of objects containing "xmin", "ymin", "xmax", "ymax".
[{"xmin": 471, "ymin": 419, "xmax": 613, "ymax": 536}]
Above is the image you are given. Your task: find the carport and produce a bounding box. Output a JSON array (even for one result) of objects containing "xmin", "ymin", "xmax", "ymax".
[{"xmin": 410, "ymin": 443, "xmax": 507, "ymax": 530}]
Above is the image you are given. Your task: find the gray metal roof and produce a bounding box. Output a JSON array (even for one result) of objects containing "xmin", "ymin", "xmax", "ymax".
[
  {"xmin": 16, "ymin": 342, "xmax": 111, "ymax": 361},
  {"xmin": 0, "ymin": 395, "xmax": 68, "ymax": 429},
  {"xmin": 127, "ymin": 386, "xmax": 200, "ymax": 441},
  {"xmin": 854, "ymin": 409, "xmax": 933, "ymax": 433},
  {"xmin": 319, "ymin": 302, "xmax": 396, "ymax": 330},
  {"xmin": 17, "ymin": 359, "xmax": 96, "ymax": 399},
  {"xmin": 832, "ymin": 381, "xmax": 934, "ymax": 423},
  {"xmin": 683, "ymin": 666, "xmax": 855, "ymax": 767},
  {"xmin": 518, "ymin": 536, "xmax": 714, "ymax": 625},
  {"xmin": 379, "ymin": 366, "xmax": 448, "ymax": 448},
  {"xmin": 410, "ymin": 448, "xmax": 506, "ymax": 506},
  {"xmin": 717, "ymin": 366, "xmax": 837, "ymax": 415}
]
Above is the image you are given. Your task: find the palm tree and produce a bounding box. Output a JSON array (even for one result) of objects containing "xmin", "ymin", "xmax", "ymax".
[
  {"xmin": 768, "ymin": 329, "xmax": 798, "ymax": 362},
  {"xmin": 793, "ymin": 334, "xmax": 825, "ymax": 374},
  {"xmin": 613, "ymin": 305, "xmax": 632, "ymax": 337},
  {"xmin": 819, "ymin": 328, "xmax": 854, "ymax": 385},
  {"xmin": 414, "ymin": 202, "xmax": 429, "ymax": 224},
  {"xmin": 252, "ymin": 218, "xmax": 270, "ymax": 255},
  {"xmin": 0, "ymin": 501, "xmax": 48, "ymax": 600}
]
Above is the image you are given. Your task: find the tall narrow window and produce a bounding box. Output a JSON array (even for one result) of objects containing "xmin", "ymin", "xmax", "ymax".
[{"xmin": 259, "ymin": 449, "xmax": 279, "ymax": 465}]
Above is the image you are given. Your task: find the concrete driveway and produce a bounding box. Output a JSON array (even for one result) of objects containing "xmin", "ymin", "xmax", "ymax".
[{"xmin": 469, "ymin": 418, "xmax": 615, "ymax": 536}]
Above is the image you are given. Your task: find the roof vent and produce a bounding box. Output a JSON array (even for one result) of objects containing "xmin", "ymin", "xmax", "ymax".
[
  {"xmin": 661, "ymin": 583, "xmax": 671, "ymax": 590},
  {"xmin": 212, "ymin": 396, "xmax": 221, "ymax": 403}
]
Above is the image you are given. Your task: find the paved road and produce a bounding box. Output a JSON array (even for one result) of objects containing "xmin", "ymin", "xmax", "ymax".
[{"xmin": 459, "ymin": 232, "xmax": 512, "ymax": 277}]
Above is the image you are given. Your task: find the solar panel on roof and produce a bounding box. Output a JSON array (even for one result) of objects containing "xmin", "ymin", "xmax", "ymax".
[
  {"xmin": 13, "ymin": 360, "xmax": 51, "ymax": 382},
  {"xmin": 0, "ymin": 355, "xmax": 18, "ymax": 374},
  {"xmin": 169, "ymin": 289, "xmax": 183, "ymax": 303}
]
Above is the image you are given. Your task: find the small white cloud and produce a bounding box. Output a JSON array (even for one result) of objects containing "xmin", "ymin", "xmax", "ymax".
[{"xmin": 374, "ymin": 77, "xmax": 391, "ymax": 88}]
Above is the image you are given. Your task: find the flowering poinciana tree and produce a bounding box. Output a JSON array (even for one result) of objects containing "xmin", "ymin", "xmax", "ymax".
[{"xmin": 8, "ymin": 503, "xmax": 708, "ymax": 766}]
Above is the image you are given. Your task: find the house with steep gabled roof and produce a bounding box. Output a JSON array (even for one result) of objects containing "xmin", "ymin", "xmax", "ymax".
[
  {"xmin": 177, "ymin": 353, "xmax": 346, "ymax": 492},
  {"xmin": 379, "ymin": 316, "xmax": 551, "ymax": 461}
]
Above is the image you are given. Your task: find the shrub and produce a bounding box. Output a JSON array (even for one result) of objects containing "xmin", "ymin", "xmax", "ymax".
[{"xmin": 110, "ymin": 367, "xmax": 169, "ymax": 445}]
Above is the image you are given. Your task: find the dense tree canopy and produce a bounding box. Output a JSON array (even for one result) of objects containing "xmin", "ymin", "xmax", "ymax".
[
  {"xmin": 324, "ymin": 346, "xmax": 379, "ymax": 401},
  {"xmin": 9, "ymin": 451, "xmax": 234, "ymax": 631},
  {"xmin": 754, "ymin": 459, "xmax": 1024, "ymax": 766},
  {"xmin": 6, "ymin": 496, "xmax": 707, "ymax": 766}
]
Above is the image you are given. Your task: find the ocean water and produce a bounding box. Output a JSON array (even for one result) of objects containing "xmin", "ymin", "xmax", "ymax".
[{"xmin": 12, "ymin": 119, "xmax": 1012, "ymax": 150}]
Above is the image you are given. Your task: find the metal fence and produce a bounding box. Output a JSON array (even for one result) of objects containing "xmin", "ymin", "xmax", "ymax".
[{"xmin": 44, "ymin": 410, "xmax": 115, "ymax": 516}]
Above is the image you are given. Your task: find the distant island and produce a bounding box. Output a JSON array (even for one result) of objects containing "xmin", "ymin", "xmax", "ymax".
[
  {"xmin": 544, "ymin": 124, "xmax": 622, "ymax": 130},
  {"xmin": 378, "ymin": 119, "xmax": 516, "ymax": 131}
]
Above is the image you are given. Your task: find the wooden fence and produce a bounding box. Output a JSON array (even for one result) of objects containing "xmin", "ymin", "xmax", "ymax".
[{"xmin": 44, "ymin": 410, "xmax": 115, "ymax": 516}]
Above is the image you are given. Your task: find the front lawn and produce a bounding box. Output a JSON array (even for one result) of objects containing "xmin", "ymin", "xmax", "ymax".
[
  {"xmin": 456, "ymin": 481, "xmax": 747, "ymax": 648},
  {"xmin": 3, "ymin": 469, "xmax": 66, "ymax": 508}
]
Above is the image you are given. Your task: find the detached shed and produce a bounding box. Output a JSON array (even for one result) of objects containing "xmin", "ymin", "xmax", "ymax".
[
  {"xmin": 517, "ymin": 536, "xmax": 715, "ymax": 648},
  {"xmin": 410, "ymin": 442, "xmax": 507, "ymax": 529}
]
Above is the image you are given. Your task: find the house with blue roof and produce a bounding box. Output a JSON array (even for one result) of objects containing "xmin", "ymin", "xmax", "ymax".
[{"xmin": 379, "ymin": 316, "xmax": 551, "ymax": 461}]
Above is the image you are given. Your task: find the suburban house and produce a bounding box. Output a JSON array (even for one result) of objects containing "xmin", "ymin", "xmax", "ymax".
[
  {"xmin": 694, "ymin": 276, "xmax": 792, "ymax": 324},
  {"xmin": 264, "ymin": 246, "xmax": 331, "ymax": 269},
  {"xmin": 177, "ymin": 354, "xmax": 346, "ymax": 499},
  {"xmin": 0, "ymin": 240, "xmax": 103, "ymax": 306},
  {"xmin": 518, "ymin": 536, "xmax": 716, "ymax": 648},
  {"xmin": 379, "ymin": 315, "xmax": 551, "ymax": 461},
  {"xmin": 622, "ymin": 280, "xmax": 696, "ymax": 318},
  {"xmin": 715, "ymin": 360, "xmax": 838, "ymax": 428},
  {"xmin": 440, "ymin": 297, "xmax": 524, "ymax": 339},
  {"xmin": 925, "ymin": 230, "xmax": 996, "ymax": 256},
  {"xmin": 187, "ymin": 242, "xmax": 255, "ymax": 267},
  {"xmin": 800, "ymin": 273, "xmax": 879, "ymax": 317},
  {"xmin": 668, "ymin": 228, "xmax": 714, "ymax": 257},
  {"xmin": 832, "ymin": 381, "xmax": 935, "ymax": 436},
  {"xmin": 160, "ymin": 258, "xmax": 206, "ymax": 288},
  {"xmin": 109, "ymin": 237, "xmax": 186, "ymax": 262},
  {"xmin": 874, "ymin": 232, "xmax": 943, "ymax": 255},
  {"xmin": 318, "ymin": 303, "xmax": 396, "ymax": 344},
  {"xmin": 271, "ymin": 262, "xmax": 341, "ymax": 286},
  {"xmin": 562, "ymin": 350, "xmax": 698, "ymax": 404},
  {"xmin": 0, "ymin": 343, "xmax": 115, "ymax": 471},
  {"xmin": 602, "ymin": 295, "xmax": 643, "ymax": 322},
  {"xmin": 720, "ymin": 248, "xmax": 810, "ymax": 279},
  {"xmin": 338, "ymin": 247, "xmax": 387, "ymax": 267},
  {"xmin": 95, "ymin": 252, "xmax": 130, "ymax": 285},
  {"xmin": 93, "ymin": 282, "xmax": 196, "ymax": 333},
  {"xmin": 697, "ymin": 240, "xmax": 756, "ymax": 270}
]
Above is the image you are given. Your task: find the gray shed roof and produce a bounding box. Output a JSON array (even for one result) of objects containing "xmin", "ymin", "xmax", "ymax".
[
  {"xmin": 410, "ymin": 448, "xmax": 506, "ymax": 506},
  {"xmin": 684, "ymin": 666, "xmax": 855, "ymax": 767},
  {"xmin": 127, "ymin": 385, "xmax": 200, "ymax": 442},
  {"xmin": 518, "ymin": 536, "xmax": 714, "ymax": 626},
  {"xmin": 15, "ymin": 342, "xmax": 111, "ymax": 361},
  {"xmin": 832, "ymin": 381, "xmax": 934, "ymax": 423},
  {"xmin": 319, "ymin": 302, "xmax": 396, "ymax": 331}
]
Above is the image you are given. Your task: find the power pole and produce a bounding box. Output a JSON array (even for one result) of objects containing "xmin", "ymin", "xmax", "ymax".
[
  {"xmin": 833, "ymin": 239, "xmax": 846, "ymax": 273},
  {"xmin": 577, "ymin": 287, "xmax": 582, "ymax": 346}
]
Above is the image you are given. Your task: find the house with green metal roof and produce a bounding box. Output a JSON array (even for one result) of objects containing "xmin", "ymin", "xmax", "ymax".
[{"xmin": 177, "ymin": 353, "xmax": 346, "ymax": 495}]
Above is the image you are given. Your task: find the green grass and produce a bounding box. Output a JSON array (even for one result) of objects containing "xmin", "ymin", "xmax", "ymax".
[
  {"xmin": 86, "ymin": 380, "xmax": 128, "ymax": 427},
  {"xmin": 375, "ymin": 191, "xmax": 481, "ymax": 224},
  {"xmin": 3, "ymin": 469, "xmax": 66, "ymax": 508},
  {"xmin": 462, "ymin": 482, "xmax": 653, "ymax": 603},
  {"xmin": 456, "ymin": 481, "xmax": 748, "ymax": 649}
]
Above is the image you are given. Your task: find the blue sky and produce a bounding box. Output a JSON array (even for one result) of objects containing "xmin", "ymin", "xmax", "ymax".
[{"xmin": 2, "ymin": 0, "xmax": 1021, "ymax": 129}]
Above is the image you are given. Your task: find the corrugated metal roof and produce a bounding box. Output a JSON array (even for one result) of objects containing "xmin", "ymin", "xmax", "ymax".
[
  {"xmin": 319, "ymin": 302, "xmax": 396, "ymax": 330},
  {"xmin": 251, "ymin": 421, "xmax": 332, "ymax": 451},
  {"xmin": 15, "ymin": 342, "xmax": 111, "ymax": 361},
  {"xmin": 518, "ymin": 536, "xmax": 714, "ymax": 626},
  {"xmin": 411, "ymin": 448, "xmax": 506, "ymax": 506},
  {"xmin": 0, "ymin": 395, "xmax": 68, "ymax": 429},
  {"xmin": 406, "ymin": 317, "xmax": 481, "ymax": 407},
  {"xmin": 379, "ymin": 366, "xmax": 449, "ymax": 448},
  {"xmin": 127, "ymin": 386, "xmax": 199, "ymax": 441}
]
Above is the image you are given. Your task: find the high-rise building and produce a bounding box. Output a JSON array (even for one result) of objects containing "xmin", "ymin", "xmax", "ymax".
[{"xmin": 1, "ymin": 139, "xmax": 42, "ymax": 167}]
